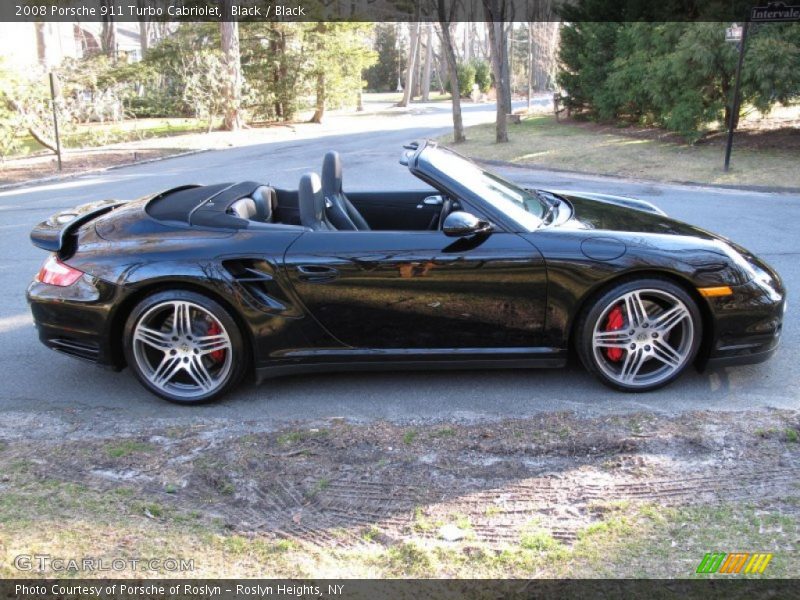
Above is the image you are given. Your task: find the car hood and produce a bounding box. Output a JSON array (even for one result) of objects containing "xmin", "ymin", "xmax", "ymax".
[
  {"xmin": 533, "ymin": 191, "xmax": 780, "ymax": 288},
  {"xmin": 552, "ymin": 191, "xmax": 721, "ymax": 241}
]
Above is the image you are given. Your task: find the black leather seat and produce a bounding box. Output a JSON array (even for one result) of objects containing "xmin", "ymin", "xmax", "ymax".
[
  {"xmin": 321, "ymin": 151, "xmax": 370, "ymax": 231},
  {"xmin": 299, "ymin": 173, "xmax": 336, "ymax": 231},
  {"xmin": 228, "ymin": 197, "xmax": 259, "ymax": 220},
  {"xmin": 228, "ymin": 185, "xmax": 277, "ymax": 222},
  {"xmin": 251, "ymin": 185, "xmax": 277, "ymax": 222}
]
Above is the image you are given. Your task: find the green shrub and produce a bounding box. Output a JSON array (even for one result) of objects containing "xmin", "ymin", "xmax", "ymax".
[
  {"xmin": 557, "ymin": 19, "xmax": 800, "ymax": 141},
  {"xmin": 472, "ymin": 59, "xmax": 491, "ymax": 93},
  {"xmin": 444, "ymin": 61, "xmax": 477, "ymax": 97}
]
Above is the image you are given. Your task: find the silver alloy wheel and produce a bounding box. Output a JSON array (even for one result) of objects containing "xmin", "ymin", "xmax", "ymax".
[
  {"xmin": 132, "ymin": 300, "xmax": 233, "ymax": 400},
  {"xmin": 591, "ymin": 288, "xmax": 694, "ymax": 388}
]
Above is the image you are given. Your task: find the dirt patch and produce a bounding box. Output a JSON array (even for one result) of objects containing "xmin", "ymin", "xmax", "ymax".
[
  {"xmin": 2, "ymin": 409, "xmax": 798, "ymax": 554},
  {"xmin": 564, "ymin": 117, "xmax": 800, "ymax": 152},
  {"xmin": 0, "ymin": 148, "xmax": 185, "ymax": 186}
]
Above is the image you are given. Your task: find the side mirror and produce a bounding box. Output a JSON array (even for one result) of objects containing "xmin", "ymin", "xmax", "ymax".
[
  {"xmin": 417, "ymin": 195, "xmax": 443, "ymax": 209},
  {"xmin": 442, "ymin": 211, "xmax": 493, "ymax": 237}
]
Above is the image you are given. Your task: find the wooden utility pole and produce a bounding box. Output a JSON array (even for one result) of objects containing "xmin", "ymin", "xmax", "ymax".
[{"xmin": 49, "ymin": 72, "xmax": 62, "ymax": 171}]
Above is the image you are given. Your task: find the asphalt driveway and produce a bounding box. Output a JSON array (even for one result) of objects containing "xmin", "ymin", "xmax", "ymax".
[{"xmin": 0, "ymin": 100, "xmax": 797, "ymax": 437}]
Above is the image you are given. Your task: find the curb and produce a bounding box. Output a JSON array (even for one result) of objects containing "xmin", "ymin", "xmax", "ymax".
[
  {"xmin": 0, "ymin": 148, "xmax": 212, "ymax": 193},
  {"xmin": 476, "ymin": 158, "xmax": 800, "ymax": 195}
]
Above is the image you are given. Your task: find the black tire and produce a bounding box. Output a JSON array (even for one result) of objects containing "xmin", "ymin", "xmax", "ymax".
[
  {"xmin": 123, "ymin": 290, "xmax": 247, "ymax": 404},
  {"xmin": 575, "ymin": 278, "xmax": 702, "ymax": 392}
]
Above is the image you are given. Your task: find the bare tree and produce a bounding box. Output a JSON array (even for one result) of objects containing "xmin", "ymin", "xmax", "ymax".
[
  {"xmin": 309, "ymin": 22, "xmax": 327, "ymax": 123},
  {"xmin": 136, "ymin": 0, "xmax": 150, "ymax": 56},
  {"xmin": 421, "ymin": 24, "xmax": 434, "ymax": 102},
  {"xmin": 434, "ymin": 1, "xmax": 465, "ymax": 143},
  {"xmin": 398, "ymin": 22, "xmax": 421, "ymax": 107},
  {"xmin": 527, "ymin": 21, "xmax": 534, "ymax": 111},
  {"xmin": 531, "ymin": 22, "xmax": 560, "ymax": 91},
  {"xmin": 100, "ymin": 0, "xmax": 117, "ymax": 59},
  {"xmin": 35, "ymin": 23, "xmax": 47, "ymax": 65},
  {"xmin": 219, "ymin": 0, "xmax": 243, "ymax": 131},
  {"xmin": 138, "ymin": 21, "xmax": 149, "ymax": 56},
  {"xmin": 484, "ymin": 0, "xmax": 511, "ymax": 142}
]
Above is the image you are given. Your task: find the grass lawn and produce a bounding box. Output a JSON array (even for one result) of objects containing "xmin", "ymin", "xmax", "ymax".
[
  {"xmin": 13, "ymin": 117, "xmax": 216, "ymax": 158},
  {"xmin": 1, "ymin": 493, "xmax": 796, "ymax": 578},
  {"xmin": 1, "ymin": 411, "xmax": 797, "ymax": 578},
  {"xmin": 442, "ymin": 115, "xmax": 800, "ymax": 189}
]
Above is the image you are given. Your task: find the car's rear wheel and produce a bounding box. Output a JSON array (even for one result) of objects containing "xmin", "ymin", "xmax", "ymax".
[
  {"xmin": 576, "ymin": 278, "xmax": 702, "ymax": 391},
  {"xmin": 124, "ymin": 290, "xmax": 246, "ymax": 404}
]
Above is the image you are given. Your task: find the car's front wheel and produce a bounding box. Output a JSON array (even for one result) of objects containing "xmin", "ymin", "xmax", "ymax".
[
  {"xmin": 123, "ymin": 290, "xmax": 246, "ymax": 404},
  {"xmin": 577, "ymin": 278, "xmax": 702, "ymax": 392}
]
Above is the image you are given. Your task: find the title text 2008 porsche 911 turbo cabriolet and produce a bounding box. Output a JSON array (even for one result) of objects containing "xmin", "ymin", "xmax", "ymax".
[{"xmin": 27, "ymin": 141, "xmax": 785, "ymax": 404}]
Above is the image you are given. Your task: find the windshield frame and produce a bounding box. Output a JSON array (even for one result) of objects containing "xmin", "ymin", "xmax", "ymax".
[{"xmin": 411, "ymin": 143, "xmax": 548, "ymax": 232}]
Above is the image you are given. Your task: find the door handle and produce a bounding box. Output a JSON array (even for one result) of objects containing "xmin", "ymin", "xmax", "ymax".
[{"xmin": 296, "ymin": 265, "xmax": 339, "ymax": 282}]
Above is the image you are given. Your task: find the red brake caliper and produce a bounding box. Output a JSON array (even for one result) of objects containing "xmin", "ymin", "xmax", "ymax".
[
  {"xmin": 206, "ymin": 321, "xmax": 225, "ymax": 363},
  {"xmin": 604, "ymin": 305, "xmax": 625, "ymax": 362}
]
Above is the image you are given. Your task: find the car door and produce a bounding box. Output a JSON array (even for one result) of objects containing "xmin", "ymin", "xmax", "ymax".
[
  {"xmin": 345, "ymin": 190, "xmax": 442, "ymax": 231},
  {"xmin": 282, "ymin": 229, "xmax": 548, "ymax": 350}
]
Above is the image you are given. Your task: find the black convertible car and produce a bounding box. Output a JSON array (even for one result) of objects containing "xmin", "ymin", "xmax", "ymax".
[{"xmin": 27, "ymin": 141, "xmax": 785, "ymax": 403}]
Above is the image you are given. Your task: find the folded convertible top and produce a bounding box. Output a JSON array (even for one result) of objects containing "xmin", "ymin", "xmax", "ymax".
[{"xmin": 147, "ymin": 182, "xmax": 264, "ymax": 229}]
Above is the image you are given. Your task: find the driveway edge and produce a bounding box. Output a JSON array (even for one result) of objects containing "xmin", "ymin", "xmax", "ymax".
[
  {"xmin": 476, "ymin": 158, "xmax": 800, "ymax": 195},
  {"xmin": 0, "ymin": 148, "xmax": 212, "ymax": 192}
]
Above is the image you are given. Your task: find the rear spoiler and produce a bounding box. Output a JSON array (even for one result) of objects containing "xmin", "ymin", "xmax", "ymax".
[{"xmin": 30, "ymin": 199, "xmax": 123, "ymax": 253}]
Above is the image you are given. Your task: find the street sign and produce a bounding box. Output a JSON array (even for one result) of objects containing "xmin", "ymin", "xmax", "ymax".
[
  {"xmin": 751, "ymin": 2, "xmax": 800, "ymax": 22},
  {"xmin": 725, "ymin": 24, "xmax": 743, "ymax": 42},
  {"xmin": 726, "ymin": 3, "xmax": 799, "ymax": 171}
]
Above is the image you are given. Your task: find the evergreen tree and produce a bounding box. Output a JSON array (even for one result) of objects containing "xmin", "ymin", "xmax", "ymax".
[
  {"xmin": 366, "ymin": 23, "xmax": 403, "ymax": 92},
  {"xmin": 558, "ymin": 19, "xmax": 800, "ymax": 141}
]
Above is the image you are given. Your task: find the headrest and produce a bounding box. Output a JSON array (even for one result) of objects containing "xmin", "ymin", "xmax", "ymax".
[
  {"xmin": 228, "ymin": 197, "xmax": 258, "ymax": 220},
  {"xmin": 321, "ymin": 151, "xmax": 343, "ymax": 197},
  {"xmin": 251, "ymin": 185, "xmax": 277, "ymax": 222},
  {"xmin": 299, "ymin": 172, "xmax": 325, "ymax": 228}
]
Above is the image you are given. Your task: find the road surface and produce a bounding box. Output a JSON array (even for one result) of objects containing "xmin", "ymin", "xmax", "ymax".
[{"xmin": 0, "ymin": 98, "xmax": 797, "ymax": 436}]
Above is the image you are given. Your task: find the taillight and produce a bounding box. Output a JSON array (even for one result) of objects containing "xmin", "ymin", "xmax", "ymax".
[{"xmin": 35, "ymin": 255, "xmax": 84, "ymax": 286}]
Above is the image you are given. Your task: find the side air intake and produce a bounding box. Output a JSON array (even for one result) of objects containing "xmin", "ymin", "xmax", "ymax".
[{"xmin": 222, "ymin": 259, "xmax": 289, "ymax": 313}]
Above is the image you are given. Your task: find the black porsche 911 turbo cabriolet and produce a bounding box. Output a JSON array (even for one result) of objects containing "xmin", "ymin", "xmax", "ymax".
[{"xmin": 27, "ymin": 140, "xmax": 785, "ymax": 404}]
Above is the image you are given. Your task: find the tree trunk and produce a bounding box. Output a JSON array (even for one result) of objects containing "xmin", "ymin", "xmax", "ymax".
[
  {"xmin": 398, "ymin": 22, "xmax": 421, "ymax": 107},
  {"xmin": 35, "ymin": 23, "xmax": 48, "ymax": 65},
  {"xmin": 484, "ymin": 4, "xmax": 509, "ymax": 143},
  {"xmin": 135, "ymin": 0, "xmax": 149, "ymax": 56},
  {"xmin": 269, "ymin": 25, "xmax": 288, "ymax": 120},
  {"xmin": 310, "ymin": 22, "xmax": 326, "ymax": 123},
  {"xmin": 508, "ymin": 23, "xmax": 514, "ymax": 99},
  {"xmin": 219, "ymin": 7, "xmax": 243, "ymax": 131},
  {"xmin": 499, "ymin": 23, "xmax": 512, "ymax": 115},
  {"xmin": 101, "ymin": 18, "xmax": 116, "ymax": 59},
  {"xmin": 421, "ymin": 24, "xmax": 433, "ymax": 101},
  {"xmin": 436, "ymin": 21, "xmax": 464, "ymax": 143},
  {"xmin": 4, "ymin": 97, "xmax": 58, "ymax": 153},
  {"xmin": 414, "ymin": 35, "xmax": 424, "ymax": 98},
  {"xmin": 471, "ymin": 22, "xmax": 482, "ymax": 60},
  {"xmin": 27, "ymin": 126, "xmax": 58, "ymax": 153},
  {"xmin": 527, "ymin": 22, "xmax": 533, "ymax": 111},
  {"xmin": 138, "ymin": 25, "xmax": 148, "ymax": 57},
  {"xmin": 311, "ymin": 72, "xmax": 325, "ymax": 123}
]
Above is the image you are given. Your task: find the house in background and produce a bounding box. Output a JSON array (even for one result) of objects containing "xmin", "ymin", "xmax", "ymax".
[{"xmin": 0, "ymin": 21, "xmax": 148, "ymax": 72}]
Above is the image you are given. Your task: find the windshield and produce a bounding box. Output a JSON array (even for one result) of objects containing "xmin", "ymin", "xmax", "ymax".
[{"xmin": 422, "ymin": 146, "xmax": 547, "ymax": 230}]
